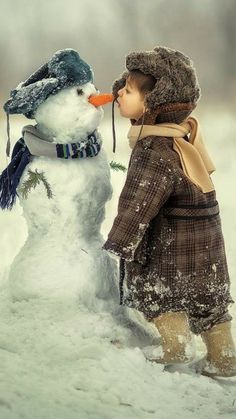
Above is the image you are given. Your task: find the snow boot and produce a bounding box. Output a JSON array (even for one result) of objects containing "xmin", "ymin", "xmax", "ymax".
[
  {"xmin": 200, "ymin": 321, "xmax": 236, "ymax": 377},
  {"xmin": 146, "ymin": 311, "xmax": 195, "ymax": 364}
]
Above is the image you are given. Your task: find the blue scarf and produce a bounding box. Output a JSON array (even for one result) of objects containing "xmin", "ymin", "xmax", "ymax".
[{"xmin": 0, "ymin": 129, "xmax": 101, "ymax": 210}]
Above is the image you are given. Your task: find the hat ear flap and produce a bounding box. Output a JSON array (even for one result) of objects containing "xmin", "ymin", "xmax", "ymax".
[
  {"xmin": 4, "ymin": 78, "xmax": 59, "ymax": 117},
  {"xmin": 145, "ymin": 76, "xmax": 176, "ymax": 110},
  {"xmin": 112, "ymin": 71, "xmax": 129, "ymax": 99}
]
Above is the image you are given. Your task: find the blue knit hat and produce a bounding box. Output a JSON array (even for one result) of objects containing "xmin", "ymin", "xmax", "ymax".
[{"xmin": 4, "ymin": 48, "xmax": 94, "ymax": 119}]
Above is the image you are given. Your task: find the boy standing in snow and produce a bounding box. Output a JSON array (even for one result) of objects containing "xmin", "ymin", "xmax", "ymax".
[{"xmin": 103, "ymin": 46, "xmax": 236, "ymax": 377}]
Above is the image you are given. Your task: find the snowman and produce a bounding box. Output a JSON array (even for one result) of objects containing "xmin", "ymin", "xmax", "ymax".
[{"xmin": 0, "ymin": 49, "xmax": 120, "ymax": 312}]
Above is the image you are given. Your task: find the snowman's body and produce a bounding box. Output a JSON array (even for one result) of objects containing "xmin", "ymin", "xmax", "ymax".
[{"xmin": 9, "ymin": 83, "xmax": 119, "ymax": 309}]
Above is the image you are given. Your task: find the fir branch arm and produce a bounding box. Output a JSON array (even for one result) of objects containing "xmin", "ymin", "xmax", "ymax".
[
  {"xmin": 18, "ymin": 169, "xmax": 53, "ymax": 200},
  {"xmin": 110, "ymin": 160, "xmax": 127, "ymax": 172}
]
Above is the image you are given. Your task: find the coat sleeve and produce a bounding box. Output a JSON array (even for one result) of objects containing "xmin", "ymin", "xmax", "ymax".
[{"xmin": 103, "ymin": 142, "xmax": 176, "ymax": 261}]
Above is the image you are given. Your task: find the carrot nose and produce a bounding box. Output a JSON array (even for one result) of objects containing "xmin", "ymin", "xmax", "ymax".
[{"xmin": 88, "ymin": 93, "xmax": 114, "ymax": 107}]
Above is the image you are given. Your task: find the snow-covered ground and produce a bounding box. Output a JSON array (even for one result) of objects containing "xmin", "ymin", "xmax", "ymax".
[{"xmin": 0, "ymin": 112, "xmax": 235, "ymax": 419}]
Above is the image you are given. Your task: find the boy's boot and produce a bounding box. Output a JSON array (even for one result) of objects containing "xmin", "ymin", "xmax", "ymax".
[
  {"xmin": 146, "ymin": 311, "xmax": 194, "ymax": 364},
  {"xmin": 201, "ymin": 321, "xmax": 236, "ymax": 377}
]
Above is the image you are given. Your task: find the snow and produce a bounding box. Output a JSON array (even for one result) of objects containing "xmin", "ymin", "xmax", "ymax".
[{"xmin": 0, "ymin": 110, "xmax": 236, "ymax": 419}]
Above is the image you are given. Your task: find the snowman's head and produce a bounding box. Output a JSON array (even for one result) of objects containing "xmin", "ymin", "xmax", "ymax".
[
  {"xmin": 3, "ymin": 49, "xmax": 114, "ymax": 154},
  {"xmin": 35, "ymin": 82, "xmax": 104, "ymax": 142}
]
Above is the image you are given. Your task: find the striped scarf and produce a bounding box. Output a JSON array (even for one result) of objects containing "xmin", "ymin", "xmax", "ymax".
[
  {"xmin": 0, "ymin": 126, "xmax": 101, "ymax": 210},
  {"xmin": 56, "ymin": 134, "xmax": 100, "ymax": 158}
]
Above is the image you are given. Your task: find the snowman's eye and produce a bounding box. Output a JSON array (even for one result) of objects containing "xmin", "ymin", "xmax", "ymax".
[{"xmin": 77, "ymin": 88, "xmax": 83, "ymax": 95}]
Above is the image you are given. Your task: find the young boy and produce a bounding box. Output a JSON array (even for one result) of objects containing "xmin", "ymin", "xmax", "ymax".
[{"xmin": 103, "ymin": 46, "xmax": 236, "ymax": 377}]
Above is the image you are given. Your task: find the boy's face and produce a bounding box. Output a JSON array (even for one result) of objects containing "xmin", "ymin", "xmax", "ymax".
[{"xmin": 117, "ymin": 78, "xmax": 145, "ymax": 120}]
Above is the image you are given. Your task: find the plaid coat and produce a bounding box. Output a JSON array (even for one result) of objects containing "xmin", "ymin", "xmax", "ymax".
[{"xmin": 103, "ymin": 119, "xmax": 233, "ymax": 334}]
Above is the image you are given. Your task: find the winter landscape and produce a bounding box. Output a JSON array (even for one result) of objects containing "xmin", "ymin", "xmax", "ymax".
[
  {"xmin": 0, "ymin": 1, "xmax": 236, "ymax": 418},
  {"xmin": 0, "ymin": 112, "xmax": 235, "ymax": 419}
]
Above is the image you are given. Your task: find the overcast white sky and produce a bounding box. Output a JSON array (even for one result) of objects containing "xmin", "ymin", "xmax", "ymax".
[{"xmin": 0, "ymin": 0, "xmax": 236, "ymax": 113}]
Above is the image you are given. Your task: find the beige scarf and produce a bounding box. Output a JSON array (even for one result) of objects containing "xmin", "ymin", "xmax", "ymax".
[{"xmin": 127, "ymin": 117, "xmax": 215, "ymax": 193}]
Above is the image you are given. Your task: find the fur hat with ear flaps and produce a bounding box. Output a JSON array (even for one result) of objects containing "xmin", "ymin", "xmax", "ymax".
[
  {"xmin": 4, "ymin": 48, "xmax": 94, "ymax": 119},
  {"xmin": 112, "ymin": 46, "xmax": 201, "ymax": 115}
]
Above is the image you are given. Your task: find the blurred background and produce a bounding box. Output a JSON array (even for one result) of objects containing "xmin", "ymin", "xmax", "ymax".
[{"xmin": 0, "ymin": 0, "xmax": 236, "ymax": 113}]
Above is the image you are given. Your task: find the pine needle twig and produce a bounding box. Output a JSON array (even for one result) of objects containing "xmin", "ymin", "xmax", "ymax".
[
  {"xmin": 110, "ymin": 160, "xmax": 127, "ymax": 172},
  {"xmin": 18, "ymin": 169, "xmax": 53, "ymax": 200}
]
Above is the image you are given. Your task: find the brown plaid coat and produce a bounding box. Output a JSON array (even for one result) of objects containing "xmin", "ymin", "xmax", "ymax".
[{"xmin": 103, "ymin": 116, "xmax": 233, "ymax": 334}]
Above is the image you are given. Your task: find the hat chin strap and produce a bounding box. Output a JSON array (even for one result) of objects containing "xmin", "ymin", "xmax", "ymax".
[
  {"xmin": 135, "ymin": 111, "xmax": 146, "ymax": 142},
  {"xmin": 111, "ymin": 103, "xmax": 146, "ymax": 154},
  {"xmin": 112, "ymin": 99, "xmax": 116, "ymax": 153},
  {"xmin": 6, "ymin": 113, "xmax": 11, "ymax": 157}
]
